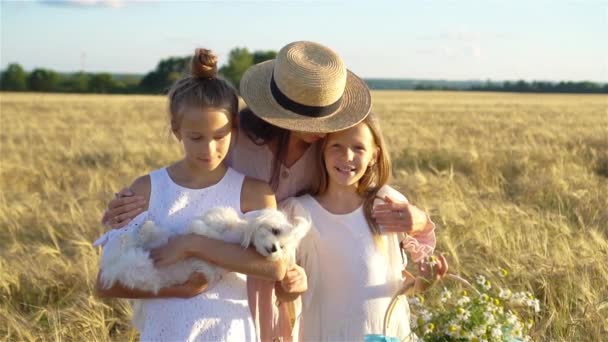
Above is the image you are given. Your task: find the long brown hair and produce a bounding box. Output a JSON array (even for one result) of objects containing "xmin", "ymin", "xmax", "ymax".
[
  {"xmin": 238, "ymin": 108, "xmax": 291, "ymax": 191},
  {"xmin": 313, "ymin": 112, "xmax": 392, "ymax": 237}
]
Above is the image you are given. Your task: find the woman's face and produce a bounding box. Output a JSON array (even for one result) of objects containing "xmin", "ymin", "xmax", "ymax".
[
  {"xmin": 174, "ymin": 107, "xmax": 233, "ymax": 171},
  {"xmin": 292, "ymin": 131, "xmax": 326, "ymax": 144},
  {"xmin": 323, "ymin": 123, "xmax": 378, "ymax": 188}
]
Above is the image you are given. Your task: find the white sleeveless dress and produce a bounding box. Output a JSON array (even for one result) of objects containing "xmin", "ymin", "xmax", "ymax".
[
  {"xmin": 285, "ymin": 186, "xmax": 415, "ymax": 342},
  {"xmin": 96, "ymin": 167, "xmax": 257, "ymax": 342}
]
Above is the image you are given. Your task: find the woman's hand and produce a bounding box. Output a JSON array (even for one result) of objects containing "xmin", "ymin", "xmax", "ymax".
[
  {"xmin": 279, "ymin": 265, "xmax": 308, "ymax": 294},
  {"xmin": 149, "ymin": 235, "xmax": 194, "ymax": 268},
  {"xmin": 101, "ymin": 187, "xmax": 146, "ymax": 229},
  {"xmin": 372, "ymin": 196, "xmax": 430, "ymax": 236}
]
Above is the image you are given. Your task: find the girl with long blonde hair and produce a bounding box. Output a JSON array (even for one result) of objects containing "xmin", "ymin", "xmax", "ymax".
[{"xmin": 283, "ymin": 113, "xmax": 447, "ymax": 341}]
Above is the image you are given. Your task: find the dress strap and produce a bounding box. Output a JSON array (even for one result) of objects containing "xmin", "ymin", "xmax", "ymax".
[
  {"xmin": 223, "ymin": 168, "xmax": 246, "ymax": 213},
  {"xmin": 147, "ymin": 168, "xmax": 168, "ymax": 220}
]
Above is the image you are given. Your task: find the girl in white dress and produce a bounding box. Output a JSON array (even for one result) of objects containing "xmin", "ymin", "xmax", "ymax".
[
  {"xmin": 283, "ymin": 113, "xmax": 448, "ymax": 341},
  {"xmin": 94, "ymin": 49, "xmax": 288, "ymax": 342}
]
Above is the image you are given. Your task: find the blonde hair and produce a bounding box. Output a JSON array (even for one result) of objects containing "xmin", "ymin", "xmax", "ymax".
[
  {"xmin": 313, "ymin": 112, "xmax": 392, "ymax": 238},
  {"xmin": 167, "ymin": 48, "xmax": 238, "ymax": 132}
]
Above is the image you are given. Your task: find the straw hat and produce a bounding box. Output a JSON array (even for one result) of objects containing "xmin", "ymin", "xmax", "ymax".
[{"xmin": 239, "ymin": 41, "xmax": 371, "ymax": 133}]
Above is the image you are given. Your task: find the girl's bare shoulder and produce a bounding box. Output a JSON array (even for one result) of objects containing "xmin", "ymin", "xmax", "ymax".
[
  {"xmin": 129, "ymin": 175, "xmax": 151, "ymax": 210},
  {"xmin": 240, "ymin": 177, "xmax": 276, "ymax": 213}
]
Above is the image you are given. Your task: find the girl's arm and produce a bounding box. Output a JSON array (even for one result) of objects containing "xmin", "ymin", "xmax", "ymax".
[
  {"xmin": 150, "ymin": 177, "xmax": 287, "ymax": 282},
  {"xmin": 152, "ymin": 234, "xmax": 286, "ymax": 281},
  {"xmin": 95, "ymin": 272, "xmax": 208, "ymax": 299}
]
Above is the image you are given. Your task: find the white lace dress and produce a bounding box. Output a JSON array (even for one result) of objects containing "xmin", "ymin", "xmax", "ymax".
[{"xmin": 95, "ymin": 167, "xmax": 257, "ymax": 342}]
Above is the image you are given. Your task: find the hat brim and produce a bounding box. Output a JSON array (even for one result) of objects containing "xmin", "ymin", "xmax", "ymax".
[{"xmin": 239, "ymin": 60, "xmax": 371, "ymax": 133}]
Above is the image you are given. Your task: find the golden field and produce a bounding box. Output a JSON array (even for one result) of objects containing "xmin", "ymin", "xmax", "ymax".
[{"xmin": 1, "ymin": 91, "xmax": 607, "ymax": 341}]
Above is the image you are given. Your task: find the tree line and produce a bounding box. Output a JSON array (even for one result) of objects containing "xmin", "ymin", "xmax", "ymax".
[
  {"xmin": 0, "ymin": 48, "xmax": 277, "ymax": 94},
  {"xmin": 1, "ymin": 48, "xmax": 606, "ymax": 94},
  {"xmin": 470, "ymin": 80, "xmax": 608, "ymax": 94}
]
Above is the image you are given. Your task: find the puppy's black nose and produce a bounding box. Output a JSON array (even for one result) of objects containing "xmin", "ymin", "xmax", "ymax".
[{"xmin": 270, "ymin": 245, "xmax": 277, "ymax": 253}]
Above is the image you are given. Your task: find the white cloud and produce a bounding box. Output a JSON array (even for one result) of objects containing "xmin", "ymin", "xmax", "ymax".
[
  {"xmin": 39, "ymin": 0, "xmax": 126, "ymax": 8},
  {"xmin": 417, "ymin": 27, "xmax": 510, "ymax": 42},
  {"xmin": 416, "ymin": 43, "xmax": 483, "ymax": 60}
]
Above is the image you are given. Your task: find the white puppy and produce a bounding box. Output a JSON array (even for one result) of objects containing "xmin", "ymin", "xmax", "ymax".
[
  {"xmin": 100, "ymin": 207, "xmax": 310, "ymax": 292},
  {"xmin": 98, "ymin": 207, "xmax": 310, "ymax": 328}
]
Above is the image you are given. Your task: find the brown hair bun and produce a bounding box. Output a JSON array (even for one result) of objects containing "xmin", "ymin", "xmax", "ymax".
[{"xmin": 191, "ymin": 48, "xmax": 218, "ymax": 78}]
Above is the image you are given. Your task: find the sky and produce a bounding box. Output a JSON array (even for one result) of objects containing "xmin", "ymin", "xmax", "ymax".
[{"xmin": 1, "ymin": 0, "xmax": 607, "ymax": 82}]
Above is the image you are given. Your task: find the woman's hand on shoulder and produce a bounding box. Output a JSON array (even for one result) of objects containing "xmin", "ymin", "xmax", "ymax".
[
  {"xmin": 101, "ymin": 177, "xmax": 150, "ymax": 229},
  {"xmin": 372, "ymin": 195, "xmax": 430, "ymax": 236}
]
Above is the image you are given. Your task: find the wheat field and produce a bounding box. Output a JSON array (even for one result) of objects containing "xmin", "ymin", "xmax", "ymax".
[{"xmin": 1, "ymin": 91, "xmax": 606, "ymax": 341}]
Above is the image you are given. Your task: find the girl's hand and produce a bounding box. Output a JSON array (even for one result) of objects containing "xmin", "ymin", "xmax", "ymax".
[
  {"xmin": 175, "ymin": 272, "xmax": 209, "ymax": 298},
  {"xmin": 372, "ymin": 196, "xmax": 430, "ymax": 236},
  {"xmin": 150, "ymin": 235, "xmax": 193, "ymax": 268},
  {"xmin": 279, "ymin": 265, "xmax": 308, "ymax": 294},
  {"xmin": 101, "ymin": 187, "xmax": 146, "ymax": 229},
  {"xmin": 401, "ymin": 254, "xmax": 449, "ymax": 295},
  {"xmin": 418, "ymin": 254, "xmax": 449, "ymax": 282}
]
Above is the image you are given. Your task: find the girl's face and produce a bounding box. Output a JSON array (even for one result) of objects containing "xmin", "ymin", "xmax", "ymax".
[
  {"xmin": 323, "ymin": 123, "xmax": 378, "ymax": 188},
  {"xmin": 174, "ymin": 107, "xmax": 233, "ymax": 171},
  {"xmin": 292, "ymin": 131, "xmax": 326, "ymax": 144}
]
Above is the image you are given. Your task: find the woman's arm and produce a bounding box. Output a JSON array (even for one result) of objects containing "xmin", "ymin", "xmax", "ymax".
[
  {"xmin": 371, "ymin": 186, "xmax": 436, "ymax": 261},
  {"xmin": 95, "ymin": 272, "xmax": 208, "ymax": 299},
  {"xmin": 372, "ymin": 196, "xmax": 433, "ymax": 237},
  {"xmin": 150, "ymin": 177, "xmax": 287, "ymax": 282},
  {"xmin": 101, "ymin": 186, "xmax": 147, "ymax": 229}
]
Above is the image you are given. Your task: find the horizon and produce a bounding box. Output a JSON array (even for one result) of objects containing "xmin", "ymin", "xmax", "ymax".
[{"xmin": 1, "ymin": 0, "xmax": 607, "ymax": 83}]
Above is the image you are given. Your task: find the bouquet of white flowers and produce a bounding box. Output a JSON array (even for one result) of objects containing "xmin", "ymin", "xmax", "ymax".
[{"xmin": 409, "ymin": 270, "xmax": 540, "ymax": 342}]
